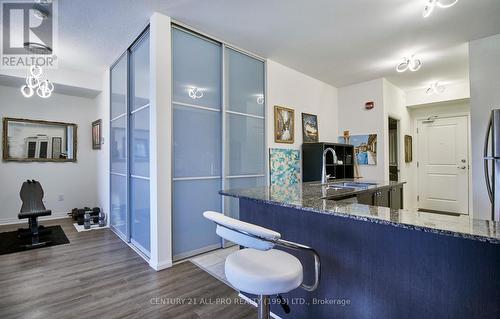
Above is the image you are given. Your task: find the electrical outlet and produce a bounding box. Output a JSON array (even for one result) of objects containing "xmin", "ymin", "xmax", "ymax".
[{"xmin": 58, "ymin": 194, "xmax": 64, "ymax": 201}]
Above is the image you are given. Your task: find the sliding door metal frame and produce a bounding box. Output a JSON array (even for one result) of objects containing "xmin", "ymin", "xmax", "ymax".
[
  {"xmin": 109, "ymin": 26, "xmax": 151, "ymax": 258},
  {"xmin": 170, "ymin": 21, "xmax": 268, "ymax": 257},
  {"xmin": 171, "ymin": 27, "xmax": 224, "ymax": 261},
  {"xmin": 171, "ymin": 20, "xmax": 266, "ymax": 62},
  {"xmin": 109, "ymin": 50, "xmax": 129, "ymax": 243},
  {"xmin": 221, "ymin": 45, "xmax": 267, "ymax": 248},
  {"xmin": 128, "ymin": 29, "xmax": 151, "ymax": 258}
]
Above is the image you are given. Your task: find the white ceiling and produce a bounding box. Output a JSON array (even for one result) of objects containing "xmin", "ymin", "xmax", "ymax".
[{"xmin": 52, "ymin": 0, "xmax": 500, "ymax": 90}]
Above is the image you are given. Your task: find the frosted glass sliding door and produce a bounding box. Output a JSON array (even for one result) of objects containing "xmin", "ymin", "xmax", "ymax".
[
  {"xmin": 129, "ymin": 33, "xmax": 150, "ymax": 256},
  {"xmin": 110, "ymin": 53, "xmax": 129, "ymax": 240},
  {"xmin": 109, "ymin": 28, "xmax": 151, "ymax": 257},
  {"xmin": 172, "ymin": 27, "xmax": 222, "ymax": 260},
  {"xmin": 224, "ymin": 48, "xmax": 266, "ymax": 220}
]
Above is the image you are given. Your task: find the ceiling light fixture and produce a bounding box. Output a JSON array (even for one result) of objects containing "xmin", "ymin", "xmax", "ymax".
[
  {"xmin": 188, "ymin": 87, "xmax": 204, "ymax": 99},
  {"xmin": 423, "ymin": 0, "xmax": 458, "ymax": 18},
  {"xmin": 425, "ymin": 82, "xmax": 445, "ymax": 95},
  {"xmin": 396, "ymin": 55, "xmax": 423, "ymax": 73},
  {"xmin": 20, "ymin": 65, "xmax": 54, "ymax": 99},
  {"xmin": 256, "ymin": 94, "xmax": 264, "ymax": 105}
]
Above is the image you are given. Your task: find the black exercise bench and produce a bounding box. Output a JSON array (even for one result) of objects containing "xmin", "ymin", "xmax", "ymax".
[{"xmin": 18, "ymin": 180, "xmax": 52, "ymax": 248}]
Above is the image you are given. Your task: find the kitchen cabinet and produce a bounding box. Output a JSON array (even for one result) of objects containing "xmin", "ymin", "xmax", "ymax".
[
  {"xmin": 357, "ymin": 191, "xmax": 374, "ymax": 206},
  {"xmin": 390, "ymin": 186, "xmax": 402, "ymax": 210},
  {"xmin": 375, "ymin": 189, "xmax": 390, "ymax": 207},
  {"xmin": 355, "ymin": 185, "xmax": 403, "ymax": 209}
]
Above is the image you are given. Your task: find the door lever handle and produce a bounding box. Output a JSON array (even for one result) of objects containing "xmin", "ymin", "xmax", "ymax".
[{"xmin": 457, "ymin": 165, "xmax": 467, "ymax": 169}]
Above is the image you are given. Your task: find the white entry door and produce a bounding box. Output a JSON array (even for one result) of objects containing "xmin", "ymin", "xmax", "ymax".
[{"xmin": 417, "ymin": 116, "xmax": 469, "ymax": 214}]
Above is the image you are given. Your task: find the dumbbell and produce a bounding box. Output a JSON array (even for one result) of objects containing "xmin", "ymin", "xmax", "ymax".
[
  {"xmin": 77, "ymin": 209, "xmax": 86, "ymax": 225},
  {"xmin": 84, "ymin": 212, "xmax": 91, "ymax": 229},
  {"xmin": 91, "ymin": 207, "xmax": 101, "ymax": 223},
  {"xmin": 99, "ymin": 212, "xmax": 106, "ymax": 227}
]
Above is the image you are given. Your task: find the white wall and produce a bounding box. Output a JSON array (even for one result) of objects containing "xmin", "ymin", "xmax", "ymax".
[
  {"xmin": 0, "ymin": 85, "xmax": 99, "ymax": 224},
  {"xmin": 406, "ymin": 82, "xmax": 470, "ymax": 107},
  {"xmin": 266, "ymin": 60, "xmax": 338, "ymax": 151},
  {"xmin": 384, "ymin": 79, "xmax": 415, "ymax": 209},
  {"xmin": 470, "ymin": 33, "xmax": 500, "ymax": 220},
  {"xmin": 338, "ymin": 79, "xmax": 385, "ymax": 181}
]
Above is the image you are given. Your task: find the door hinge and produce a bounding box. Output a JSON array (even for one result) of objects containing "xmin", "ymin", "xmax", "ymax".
[
  {"xmin": 417, "ymin": 161, "xmax": 419, "ymax": 168},
  {"xmin": 417, "ymin": 128, "xmax": 419, "ymax": 134},
  {"xmin": 417, "ymin": 195, "xmax": 420, "ymax": 201}
]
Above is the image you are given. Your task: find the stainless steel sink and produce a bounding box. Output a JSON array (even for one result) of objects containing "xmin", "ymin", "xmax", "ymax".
[
  {"xmin": 325, "ymin": 186, "xmax": 355, "ymax": 191},
  {"xmin": 332, "ymin": 182, "xmax": 378, "ymax": 188}
]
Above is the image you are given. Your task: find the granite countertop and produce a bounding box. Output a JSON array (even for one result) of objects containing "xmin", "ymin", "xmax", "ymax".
[{"xmin": 220, "ymin": 180, "xmax": 500, "ymax": 245}]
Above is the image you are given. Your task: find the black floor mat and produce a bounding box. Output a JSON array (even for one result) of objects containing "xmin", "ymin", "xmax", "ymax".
[{"xmin": 0, "ymin": 225, "xmax": 69, "ymax": 255}]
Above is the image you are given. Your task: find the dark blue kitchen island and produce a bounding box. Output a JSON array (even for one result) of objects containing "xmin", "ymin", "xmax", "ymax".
[{"xmin": 221, "ymin": 181, "xmax": 500, "ymax": 319}]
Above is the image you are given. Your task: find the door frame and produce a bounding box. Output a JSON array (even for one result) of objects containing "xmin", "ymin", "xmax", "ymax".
[
  {"xmin": 415, "ymin": 113, "xmax": 472, "ymax": 216},
  {"xmin": 388, "ymin": 116, "xmax": 401, "ymax": 182}
]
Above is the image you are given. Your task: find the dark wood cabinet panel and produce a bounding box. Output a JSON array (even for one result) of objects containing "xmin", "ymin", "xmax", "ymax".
[
  {"xmin": 375, "ymin": 189, "xmax": 391, "ymax": 208},
  {"xmin": 354, "ymin": 186, "xmax": 403, "ymax": 209},
  {"xmin": 357, "ymin": 191, "xmax": 374, "ymax": 206},
  {"xmin": 390, "ymin": 186, "xmax": 403, "ymax": 210}
]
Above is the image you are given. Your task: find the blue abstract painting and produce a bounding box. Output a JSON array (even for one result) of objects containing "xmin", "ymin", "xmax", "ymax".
[{"xmin": 269, "ymin": 148, "xmax": 301, "ymax": 186}]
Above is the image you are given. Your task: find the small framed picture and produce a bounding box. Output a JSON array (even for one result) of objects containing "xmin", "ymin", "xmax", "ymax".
[
  {"xmin": 274, "ymin": 105, "xmax": 295, "ymax": 144},
  {"xmin": 92, "ymin": 119, "xmax": 102, "ymax": 150},
  {"xmin": 301, "ymin": 113, "xmax": 319, "ymax": 143},
  {"xmin": 405, "ymin": 135, "xmax": 413, "ymax": 163}
]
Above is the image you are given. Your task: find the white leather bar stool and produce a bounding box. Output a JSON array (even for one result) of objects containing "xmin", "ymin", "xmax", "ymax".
[{"xmin": 203, "ymin": 211, "xmax": 321, "ymax": 319}]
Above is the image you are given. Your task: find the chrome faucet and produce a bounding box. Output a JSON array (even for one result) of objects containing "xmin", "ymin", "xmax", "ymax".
[{"xmin": 322, "ymin": 147, "xmax": 337, "ymax": 184}]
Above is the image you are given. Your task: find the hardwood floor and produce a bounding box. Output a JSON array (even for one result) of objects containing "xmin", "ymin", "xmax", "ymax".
[{"xmin": 0, "ymin": 218, "xmax": 255, "ymax": 319}]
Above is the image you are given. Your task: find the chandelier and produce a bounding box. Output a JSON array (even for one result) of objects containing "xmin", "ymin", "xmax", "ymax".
[{"xmin": 20, "ymin": 65, "xmax": 54, "ymax": 98}]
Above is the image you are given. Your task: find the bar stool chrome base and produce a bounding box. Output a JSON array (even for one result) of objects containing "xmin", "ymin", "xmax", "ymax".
[
  {"xmin": 203, "ymin": 211, "xmax": 321, "ymax": 319},
  {"xmin": 258, "ymin": 295, "xmax": 270, "ymax": 319}
]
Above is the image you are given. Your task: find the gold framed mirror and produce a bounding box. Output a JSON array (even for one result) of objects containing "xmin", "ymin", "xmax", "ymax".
[{"xmin": 2, "ymin": 117, "xmax": 77, "ymax": 162}]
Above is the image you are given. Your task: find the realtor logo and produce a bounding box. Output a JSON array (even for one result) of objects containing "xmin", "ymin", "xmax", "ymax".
[{"xmin": 1, "ymin": 0, "xmax": 58, "ymax": 69}]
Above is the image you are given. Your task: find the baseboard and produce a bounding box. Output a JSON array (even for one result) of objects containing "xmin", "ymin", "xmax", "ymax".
[
  {"xmin": 150, "ymin": 259, "xmax": 173, "ymax": 271},
  {"xmin": 238, "ymin": 293, "xmax": 283, "ymax": 319},
  {"xmin": 173, "ymin": 243, "xmax": 221, "ymax": 261},
  {"xmin": 0, "ymin": 212, "xmax": 70, "ymax": 225}
]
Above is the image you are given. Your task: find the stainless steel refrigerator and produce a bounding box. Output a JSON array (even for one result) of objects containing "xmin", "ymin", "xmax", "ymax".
[{"xmin": 484, "ymin": 109, "xmax": 500, "ymax": 221}]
